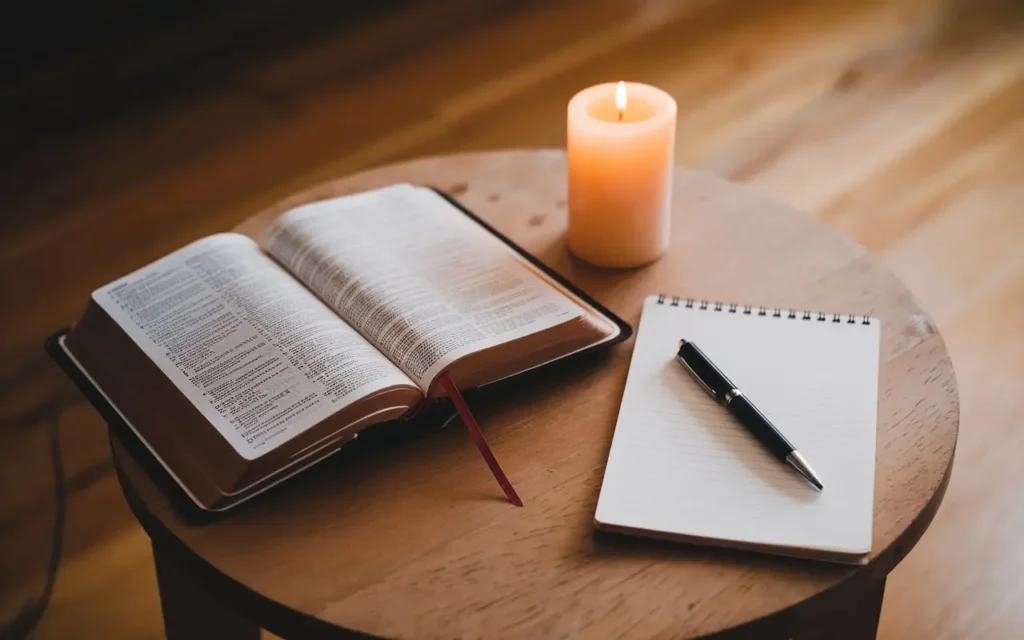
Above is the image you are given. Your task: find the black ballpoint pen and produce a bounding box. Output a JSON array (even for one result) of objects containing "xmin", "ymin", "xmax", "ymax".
[{"xmin": 676, "ymin": 339, "xmax": 824, "ymax": 490}]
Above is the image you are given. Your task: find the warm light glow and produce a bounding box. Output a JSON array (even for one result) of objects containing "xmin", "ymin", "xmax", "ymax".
[{"xmin": 615, "ymin": 81, "xmax": 627, "ymax": 119}]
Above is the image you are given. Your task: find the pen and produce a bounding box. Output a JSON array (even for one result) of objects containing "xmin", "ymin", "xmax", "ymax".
[{"xmin": 676, "ymin": 339, "xmax": 824, "ymax": 490}]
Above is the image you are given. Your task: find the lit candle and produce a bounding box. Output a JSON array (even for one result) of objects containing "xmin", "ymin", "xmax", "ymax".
[{"xmin": 567, "ymin": 81, "xmax": 677, "ymax": 268}]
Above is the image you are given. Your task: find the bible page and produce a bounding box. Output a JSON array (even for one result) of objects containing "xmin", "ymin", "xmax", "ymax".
[
  {"xmin": 263, "ymin": 184, "xmax": 583, "ymax": 390},
  {"xmin": 92, "ymin": 233, "xmax": 415, "ymax": 460}
]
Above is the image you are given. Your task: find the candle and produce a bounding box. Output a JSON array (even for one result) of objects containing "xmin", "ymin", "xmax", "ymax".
[{"xmin": 567, "ymin": 81, "xmax": 677, "ymax": 268}]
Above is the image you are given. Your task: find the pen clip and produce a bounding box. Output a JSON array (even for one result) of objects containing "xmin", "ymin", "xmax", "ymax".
[{"xmin": 676, "ymin": 354, "xmax": 718, "ymax": 402}]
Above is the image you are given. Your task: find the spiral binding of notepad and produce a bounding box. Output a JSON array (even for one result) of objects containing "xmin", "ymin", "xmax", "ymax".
[{"xmin": 655, "ymin": 294, "xmax": 873, "ymax": 326}]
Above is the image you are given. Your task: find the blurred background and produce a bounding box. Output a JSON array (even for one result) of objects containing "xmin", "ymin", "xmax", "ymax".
[{"xmin": 1, "ymin": 0, "xmax": 1022, "ymax": 637}]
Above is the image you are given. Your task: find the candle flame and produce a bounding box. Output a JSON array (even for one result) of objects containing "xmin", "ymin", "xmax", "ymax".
[{"xmin": 615, "ymin": 81, "xmax": 627, "ymax": 120}]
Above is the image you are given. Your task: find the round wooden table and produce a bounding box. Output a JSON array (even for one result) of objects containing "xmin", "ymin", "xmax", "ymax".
[{"xmin": 112, "ymin": 150, "xmax": 958, "ymax": 639}]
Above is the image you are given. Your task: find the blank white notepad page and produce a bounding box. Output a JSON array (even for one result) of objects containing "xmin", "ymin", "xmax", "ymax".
[{"xmin": 595, "ymin": 296, "xmax": 880, "ymax": 560}]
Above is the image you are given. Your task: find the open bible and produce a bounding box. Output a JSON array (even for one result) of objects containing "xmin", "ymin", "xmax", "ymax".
[{"xmin": 59, "ymin": 184, "xmax": 628, "ymax": 510}]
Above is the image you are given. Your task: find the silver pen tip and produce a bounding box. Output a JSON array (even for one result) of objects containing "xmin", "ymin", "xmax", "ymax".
[{"xmin": 786, "ymin": 451, "xmax": 824, "ymax": 490}]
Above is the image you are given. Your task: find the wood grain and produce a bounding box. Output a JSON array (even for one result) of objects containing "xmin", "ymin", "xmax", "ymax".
[
  {"xmin": 109, "ymin": 150, "xmax": 957, "ymax": 638},
  {"xmin": 1, "ymin": 0, "xmax": 1020, "ymax": 637}
]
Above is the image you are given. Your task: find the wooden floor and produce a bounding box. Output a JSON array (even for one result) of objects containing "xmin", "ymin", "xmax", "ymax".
[{"xmin": 2, "ymin": 0, "xmax": 1022, "ymax": 637}]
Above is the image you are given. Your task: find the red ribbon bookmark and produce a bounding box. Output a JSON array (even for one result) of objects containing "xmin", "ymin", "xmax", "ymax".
[{"xmin": 437, "ymin": 372, "xmax": 523, "ymax": 507}]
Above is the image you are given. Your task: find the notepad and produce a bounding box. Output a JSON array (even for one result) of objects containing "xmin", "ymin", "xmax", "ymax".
[{"xmin": 595, "ymin": 295, "xmax": 880, "ymax": 563}]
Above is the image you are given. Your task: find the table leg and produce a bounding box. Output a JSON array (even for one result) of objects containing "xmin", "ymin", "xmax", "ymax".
[
  {"xmin": 798, "ymin": 577, "xmax": 886, "ymax": 640},
  {"xmin": 153, "ymin": 542, "xmax": 260, "ymax": 640}
]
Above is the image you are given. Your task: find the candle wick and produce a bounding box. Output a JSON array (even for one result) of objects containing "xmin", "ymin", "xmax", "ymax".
[{"xmin": 617, "ymin": 110, "xmax": 623, "ymax": 122}]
